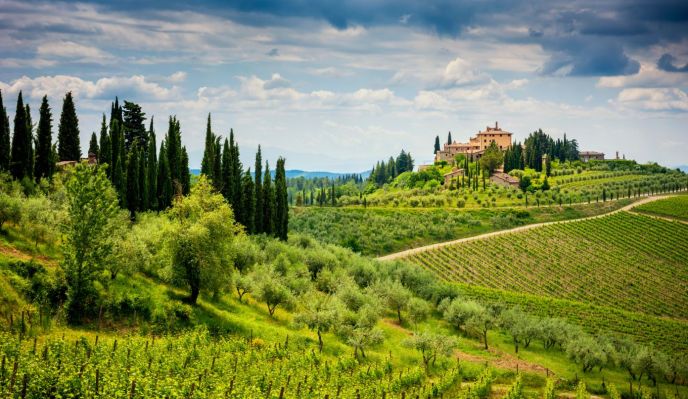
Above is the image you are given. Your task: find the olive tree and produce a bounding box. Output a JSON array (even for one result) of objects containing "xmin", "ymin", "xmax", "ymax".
[
  {"xmin": 167, "ymin": 176, "xmax": 241, "ymax": 304},
  {"xmin": 374, "ymin": 279, "xmax": 411, "ymax": 324},
  {"xmin": 252, "ymin": 264, "xmax": 295, "ymax": 317},
  {"xmin": 566, "ymin": 334, "xmax": 608, "ymax": 372},
  {"xmin": 294, "ymin": 291, "xmax": 340, "ymax": 352},
  {"xmin": 403, "ymin": 331, "xmax": 456, "ymax": 372}
]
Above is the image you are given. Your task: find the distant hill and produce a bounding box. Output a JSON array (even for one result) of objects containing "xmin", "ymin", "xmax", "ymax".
[{"xmin": 190, "ymin": 168, "xmax": 371, "ymax": 179}]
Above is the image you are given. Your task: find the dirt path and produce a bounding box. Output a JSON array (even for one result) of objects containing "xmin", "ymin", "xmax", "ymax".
[
  {"xmin": 377, "ymin": 193, "xmax": 681, "ymax": 261},
  {"xmin": 0, "ymin": 242, "xmax": 58, "ymax": 267},
  {"xmin": 628, "ymin": 210, "xmax": 688, "ymax": 225}
]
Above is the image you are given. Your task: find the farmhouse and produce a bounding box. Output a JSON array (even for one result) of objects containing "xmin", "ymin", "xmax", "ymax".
[
  {"xmin": 435, "ymin": 122, "xmax": 512, "ymax": 163},
  {"xmin": 56, "ymin": 152, "xmax": 98, "ymax": 171},
  {"xmin": 490, "ymin": 172, "xmax": 520, "ymax": 188},
  {"xmin": 579, "ymin": 151, "xmax": 605, "ymax": 162}
]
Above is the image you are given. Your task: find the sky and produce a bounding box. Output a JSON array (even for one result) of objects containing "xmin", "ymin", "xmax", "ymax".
[{"xmin": 0, "ymin": 0, "xmax": 687, "ymax": 171}]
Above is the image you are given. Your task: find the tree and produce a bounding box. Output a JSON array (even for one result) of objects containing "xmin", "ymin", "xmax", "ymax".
[
  {"xmin": 376, "ymin": 279, "xmax": 411, "ymax": 324},
  {"xmin": 447, "ymin": 131, "xmax": 452, "ymax": 145},
  {"xmin": 262, "ymin": 161, "xmax": 275, "ymax": 235},
  {"xmin": 404, "ymin": 331, "xmax": 456, "ymax": 372},
  {"xmin": 221, "ymin": 138, "xmax": 232, "ymax": 201},
  {"xmin": 254, "ymin": 146, "xmax": 263, "ymax": 233},
  {"xmin": 57, "ymin": 92, "xmax": 81, "ymax": 161},
  {"xmin": 346, "ymin": 326, "xmax": 384, "ymax": 358},
  {"xmin": 147, "ymin": 119, "xmax": 158, "ymax": 211},
  {"xmin": 0, "ymin": 192, "xmax": 21, "ymax": 230},
  {"xmin": 88, "ymin": 132, "xmax": 99, "ymax": 158},
  {"xmin": 157, "ymin": 140, "xmax": 173, "ymax": 210},
  {"xmin": 519, "ymin": 175, "xmax": 532, "ymax": 192},
  {"xmin": 166, "ymin": 116, "xmax": 182, "ymax": 191},
  {"xmin": 407, "ymin": 297, "xmax": 431, "ymax": 327},
  {"xmin": 234, "ymin": 273, "xmax": 254, "ymax": 303},
  {"xmin": 10, "ymin": 92, "xmax": 32, "ymax": 179},
  {"xmin": 110, "ymin": 120, "xmax": 126, "ymax": 205},
  {"xmin": 180, "ymin": 146, "xmax": 190, "ymax": 195},
  {"xmin": 464, "ymin": 304, "xmax": 496, "ymax": 350},
  {"xmin": 500, "ymin": 307, "xmax": 539, "ymax": 353},
  {"xmin": 122, "ymin": 101, "xmax": 147, "ymax": 152},
  {"xmin": 566, "ymin": 334, "xmax": 608, "ymax": 372},
  {"xmin": 34, "ymin": 95, "xmax": 54, "ymax": 181},
  {"xmin": 22, "ymin": 195, "xmax": 57, "ymax": 248},
  {"xmin": 61, "ymin": 163, "xmax": 119, "ymax": 323},
  {"xmin": 0, "ymin": 90, "xmax": 10, "ymax": 171},
  {"xmin": 479, "ymin": 141, "xmax": 503, "ymax": 175},
  {"xmin": 294, "ymin": 291, "xmax": 340, "ymax": 352},
  {"xmin": 434, "ymin": 135, "xmax": 440, "ymax": 154},
  {"xmin": 201, "ymin": 113, "xmax": 216, "ymax": 181},
  {"xmin": 125, "ymin": 146, "xmax": 140, "ymax": 219},
  {"xmin": 167, "ymin": 176, "xmax": 241, "ymax": 304},
  {"xmin": 98, "ymin": 115, "xmax": 111, "ymax": 171},
  {"xmin": 542, "ymin": 176, "xmax": 550, "ymax": 191},
  {"xmin": 240, "ymin": 169, "xmax": 255, "ymax": 233},
  {"xmin": 253, "ymin": 264, "xmax": 295, "ymax": 317},
  {"xmin": 274, "ymin": 157, "xmax": 288, "ymax": 240}
]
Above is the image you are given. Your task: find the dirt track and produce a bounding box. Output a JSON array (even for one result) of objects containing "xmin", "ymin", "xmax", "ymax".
[{"xmin": 377, "ymin": 193, "xmax": 681, "ymax": 261}]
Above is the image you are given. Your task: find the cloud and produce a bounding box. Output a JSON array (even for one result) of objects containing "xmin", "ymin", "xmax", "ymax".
[
  {"xmin": 597, "ymin": 64, "xmax": 687, "ymax": 88},
  {"xmin": 657, "ymin": 53, "xmax": 688, "ymax": 72},
  {"xmin": 168, "ymin": 71, "xmax": 187, "ymax": 83},
  {"xmin": 266, "ymin": 48, "xmax": 280, "ymax": 57},
  {"xmin": 439, "ymin": 57, "xmax": 489, "ymax": 87},
  {"xmin": 36, "ymin": 41, "xmax": 114, "ymax": 63},
  {"xmin": 615, "ymin": 88, "xmax": 688, "ymax": 111},
  {"xmin": 0, "ymin": 75, "xmax": 179, "ymax": 102},
  {"xmin": 540, "ymin": 40, "xmax": 640, "ymax": 77}
]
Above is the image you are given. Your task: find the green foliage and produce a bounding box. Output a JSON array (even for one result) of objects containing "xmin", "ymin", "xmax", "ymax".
[
  {"xmin": 34, "ymin": 95, "xmax": 54, "ymax": 181},
  {"xmin": 542, "ymin": 378, "xmax": 556, "ymax": 399},
  {"xmin": 0, "ymin": 90, "xmax": 10, "ymax": 171},
  {"xmin": 166, "ymin": 176, "xmax": 241, "ymax": 304},
  {"xmin": 57, "ymin": 91, "xmax": 81, "ymax": 162},
  {"xmin": 635, "ymin": 195, "xmax": 688, "ymax": 220},
  {"xmin": 61, "ymin": 163, "xmax": 119, "ymax": 323},
  {"xmin": 294, "ymin": 291, "xmax": 340, "ymax": 352},
  {"xmin": 480, "ymin": 141, "xmax": 503, "ymax": 175},
  {"xmin": 10, "ymin": 91, "xmax": 33, "ymax": 180},
  {"xmin": 502, "ymin": 375, "xmax": 523, "ymax": 399},
  {"xmin": 0, "ymin": 191, "xmax": 21, "ymax": 229},
  {"xmin": 403, "ymin": 330, "xmax": 456, "ymax": 371}
]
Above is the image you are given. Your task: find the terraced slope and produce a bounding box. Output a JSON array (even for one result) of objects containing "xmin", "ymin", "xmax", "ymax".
[{"xmin": 405, "ymin": 211, "xmax": 688, "ymax": 319}]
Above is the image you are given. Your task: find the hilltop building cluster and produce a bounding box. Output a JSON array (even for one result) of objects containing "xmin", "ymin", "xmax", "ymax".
[{"xmin": 435, "ymin": 122, "xmax": 513, "ymax": 163}]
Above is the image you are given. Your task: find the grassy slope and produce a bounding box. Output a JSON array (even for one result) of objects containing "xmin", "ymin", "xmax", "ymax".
[
  {"xmin": 634, "ymin": 194, "xmax": 688, "ymax": 221},
  {"xmin": 290, "ymin": 199, "xmax": 633, "ymax": 256}
]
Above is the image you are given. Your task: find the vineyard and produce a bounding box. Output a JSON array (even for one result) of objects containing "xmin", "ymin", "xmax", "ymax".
[
  {"xmin": 0, "ymin": 329, "xmax": 506, "ymax": 399},
  {"xmin": 634, "ymin": 195, "xmax": 688, "ymax": 221},
  {"xmin": 404, "ymin": 212, "xmax": 688, "ymax": 320}
]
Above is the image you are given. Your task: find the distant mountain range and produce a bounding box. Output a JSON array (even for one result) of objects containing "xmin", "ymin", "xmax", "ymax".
[{"xmin": 190, "ymin": 169, "xmax": 371, "ymax": 179}]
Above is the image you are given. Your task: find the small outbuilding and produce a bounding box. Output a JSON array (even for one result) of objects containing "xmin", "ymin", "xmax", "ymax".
[
  {"xmin": 443, "ymin": 167, "xmax": 465, "ymax": 186},
  {"xmin": 490, "ymin": 172, "xmax": 520, "ymax": 188}
]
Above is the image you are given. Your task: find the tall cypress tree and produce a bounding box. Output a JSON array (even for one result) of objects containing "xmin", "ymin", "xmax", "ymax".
[
  {"xmin": 139, "ymin": 146, "xmax": 148, "ymax": 211},
  {"xmin": 157, "ymin": 140, "xmax": 172, "ymax": 210},
  {"xmin": 0, "ymin": 91, "xmax": 10, "ymax": 171},
  {"xmin": 274, "ymin": 157, "xmax": 288, "ymax": 241},
  {"xmin": 213, "ymin": 136, "xmax": 222, "ymax": 190},
  {"xmin": 253, "ymin": 146, "xmax": 263, "ymax": 233},
  {"xmin": 99, "ymin": 115, "xmax": 111, "ymax": 173},
  {"xmin": 221, "ymin": 138, "xmax": 232, "ymax": 201},
  {"xmin": 434, "ymin": 135, "xmax": 440, "ymax": 154},
  {"xmin": 201, "ymin": 113, "xmax": 215, "ymax": 180},
  {"xmin": 167, "ymin": 117, "xmax": 181, "ymax": 193},
  {"xmin": 262, "ymin": 161, "xmax": 275, "ymax": 235},
  {"xmin": 110, "ymin": 97, "xmax": 122, "ymax": 128},
  {"xmin": 88, "ymin": 132, "xmax": 99, "ymax": 159},
  {"xmin": 34, "ymin": 95, "xmax": 53, "ymax": 181},
  {"xmin": 180, "ymin": 146, "xmax": 190, "ymax": 195},
  {"xmin": 229, "ymin": 129, "xmax": 242, "ymax": 214},
  {"xmin": 241, "ymin": 169, "xmax": 255, "ymax": 234},
  {"xmin": 25, "ymin": 104, "xmax": 34, "ymax": 177},
  {"xmin": 10, "ymin": 92, "xmax": 31, "ymax": 179},
  {"xmin": 126, "ymin": 146, "xmax": 140, "ymax": 218},
  {"xmin": 447, "ymin": 131, "xmax": 452, "ymax": 145},
  {"xmin": 147, "ymin": 118, "xmax": 158, "ymax": 211},
  {"xmin": 111, "ymin": 120, "xmax": 126, "ymax": 206},
  {"xmin": 57, "ymin": 92, "xmax": 80, "ymax": 161}
]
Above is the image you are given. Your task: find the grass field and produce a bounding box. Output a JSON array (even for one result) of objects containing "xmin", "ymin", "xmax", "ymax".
[
  {"xmin": 289, "ymin": 199, "xmax": 633, "ymax": 256},
  {"xmin": 404, "ymin": 212, "xmax": 688, "ymax": 319},
  {"xmin": 634, "ymin": 194, "xmax": 688, "ymax": 221}
]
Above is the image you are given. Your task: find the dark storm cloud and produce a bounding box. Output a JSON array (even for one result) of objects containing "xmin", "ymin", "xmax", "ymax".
[
  {"xmin": 657, "ymin": 54, "xmax": 688, "ymax": 72},
  {"xmin": 11, "ymin": 0, "xmax": 688, "ymax": 77}
]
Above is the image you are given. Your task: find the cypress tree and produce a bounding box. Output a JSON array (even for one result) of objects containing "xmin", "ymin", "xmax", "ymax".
[
  {"xmin": 275, "ymin": 157, "xmax": 288, "ymax": 240},
  {"xmin": 240, "ymin": 169, "xmax": 255, "ymax": 233},
  {"xmin": 0, "ymin": 91, "xmax": 11, "ymax": 171},
  {"xmin": 230, "ymin": 129, "xmax": 243, "ymax": 213},
  {"xmin": 157, "ymin": 140, "xmax": 172, "ymax": 209},
  {"xmin": 139, "ymin": 146, "xmax": 148, "ymax": 211},
  {"xmin": 126, "ymin": 146, "xmax": 140, "ymax": 218},
  {"xmin": 98, "ymin": 114, "xmax": 111, "ymax": 172},
  {"xmin": 262, "ymin": 161, "xmax": 275, "ymax": 235},
  {"xmin": 34, "ymin": 95, "xmax": 53, "ymax": 181},
  {"xmin": 180, "ymin": 146, "xmax": 190, "ymax": 195},
  {"xmin": 221, "ymin": 138, "xmax": 232, "ymax": 201},
  {"xmin": 447, "ymin": 131, "xmax": 452, "ymax": 145},
  {"xmin": 10, "ymin": 92, "xmax": 31, "ymax": 179},
  {"xmin": 111, "ymin": 120, "xmax": 126, "ymax": 206},
  {"xmin": 167, "ymin": 117, "xmax": 181, "ymax": 192},
  {"xmin": 253, "ymin": 146, "xmax": 263, "ymax": 233},
  {"xmin": 213, "ymin": 136, "xmax": 222, "ymax": 190},
  {"xmin": 434, "ymin": 135, "xmax": 440, "ymax": 155},
  {"xmin": 122, "ymin": 101, "xmax": 147, "ymax": 152},
  {"xmin": 25, "ymin": 104, "xmax": 34, "ymax": 177},
  {"xmin": 57, "ymin": 92, "xmax": 81, "ymax": 161},
  {"xmin": 201, "ymin": 113, "xmax": 215, "ymax": 180},
  {"xmin": 88, "ymin": 132, "xmax": 99, "ymax": 159},
  {"xmin": 147, "ymin": 118, "xmax": 158, "ymax": 211},
  {"xmin": 110, "ymin": 97, "xmax": 122, "ymax": 128}
]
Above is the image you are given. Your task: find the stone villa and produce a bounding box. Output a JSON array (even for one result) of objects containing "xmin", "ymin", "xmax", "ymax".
[
  {"xmin": 579, "ymin": 151, "xmax": 605, "ymax": 162},
  {"xmin": 435, "ymin": 122, "xmax": 513, "ymax": 163}
]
